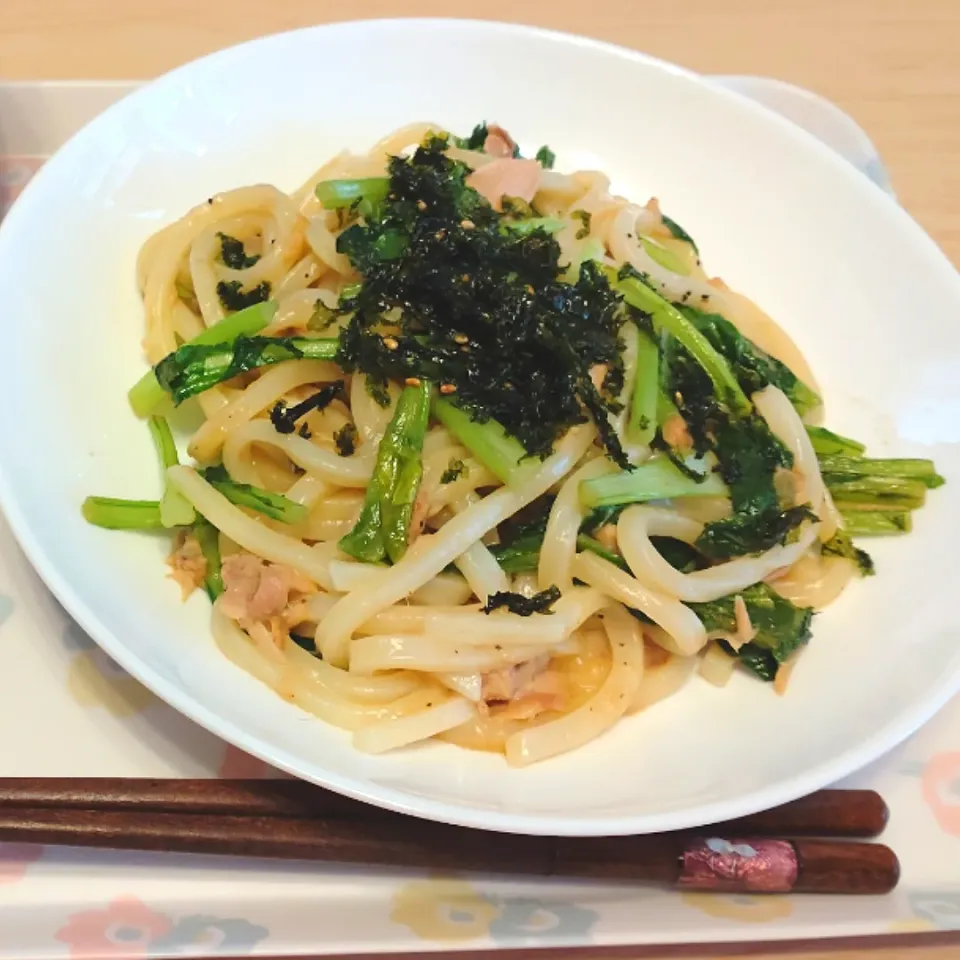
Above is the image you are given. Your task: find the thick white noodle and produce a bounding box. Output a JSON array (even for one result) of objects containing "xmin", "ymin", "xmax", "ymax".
[
  {"xmin": 504, "ymin": 605, "xmax": 644, "ymax": 766},
  {"xmin": 284, "ymin": 642, "xmax": 420, "ymax": 702},
  {"xmin": 139, "ymin": 185, "xmax": 296, "ymax": 361},
  {"xmin": 616, "ymin": 505, "xmax": 820, "ymax": 603},
  {"xmin": 223, "ymin": 420, "xmax": 375, "ymax": 487},
  {"xmin": 699, "ymin": 642, "xmax": 738, "ymax": 687},
  {"xmin": 754, "ymin": 385, "xmax": 836, "ymax": 540},
  {"xmin": 437, "ymin": 673, "xmax": 483, "ymax": 701},
  {"xmin": 571, "ymin": 551, "xmax": 708, "ymax": 655},
  {"xmin": 421, "ymin": 609, "xmax": 569, "ymax": 645},
  {"xmin": 350, "ymin": 374, "xmax": 401, "ymax": 445},
  {"xmin": 189, "ymin": 360, "xmax": 342, "ymax": 462},
  {"xmin": 450, "ymin": 494, "xmax": 509, "ymax": 602},
  {"xmin": 769, "ymin": 553, "xmax": 858, "ymax": 610},
  {"xmin": 328, "ymin": 561, "xmax": 474, "ymax": 605},
  {"xmin": 629, "ymin": 647, "xmax": 696, "ymax": 714},
  {"xmin": 538, "ymin": 456, "xmax": 617, "ymax": 593},
  {"xmin": 168, "ymin": 466, "xmax": 335, "ymax": 588},
  {"xmin": 349, "ymin": 635, "xmax": 557, "ymax": 674},
  {"xmin": 409, "ymin": 574, "xmax": 475, "ymax": 607},
  {"xmin": 316, "ymin": 424, "xmax": 595, "ymax": 666},
  {"xmin": 353, "ymin": 698, "xmax": 475, "ymax": 754}
]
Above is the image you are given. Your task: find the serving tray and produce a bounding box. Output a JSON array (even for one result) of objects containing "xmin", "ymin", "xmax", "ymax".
[{"xmin": 0, "ymin": 76, "xmax": 956, "ymax": 959}]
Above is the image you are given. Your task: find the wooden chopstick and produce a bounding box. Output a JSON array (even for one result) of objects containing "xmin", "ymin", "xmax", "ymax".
[
  {"xmin": 0, "ymin": 779, "xmax": 889, "ymax": 838},
  {"xmin": 0, "ymin": 806, "xmax": 899, "ymax": 894},
  {"xmin": 0, "ymin": 779, "xmax": 897, "ymax": 894}
]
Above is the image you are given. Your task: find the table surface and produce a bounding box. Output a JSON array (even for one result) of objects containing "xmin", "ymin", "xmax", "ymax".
[{"xmin": 1, "ymin": 1, "xmax": 959, "ymax": 958}]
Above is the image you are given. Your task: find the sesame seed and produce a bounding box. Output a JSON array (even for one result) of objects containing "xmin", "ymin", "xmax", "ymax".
[
  {"xmin": 405, "ymin": 377, "xmax": 422, "ymax": 387},
  {"xmin": 460, "ymin": 219, "xmax": 475, "ymax": 230},
  {"xmin": 453, "ymin": 333, "xmax": 469, "ymax": 344},
  {"xmin": 440, "ymin": 383, "xmax": 457, "ymax": 395},
  {"xmin": 383, "ymin": 336, "xmax": 399, "ymax": 350},
  {"xmin": 417, "ymin": 199, "xmax": 428, "ymax": 211}
]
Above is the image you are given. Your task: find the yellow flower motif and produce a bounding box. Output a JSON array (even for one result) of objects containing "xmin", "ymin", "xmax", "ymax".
[
  {"xmin": 888, "ymin": 917, "xmax": 935, "ymax": 933},
  {"xmin": 66, "ymin": 649, "xmax": 155, "ymax": 717},
  {"xmin": 391, "ymin": 877, "xmax": 500, "ymax": 941},
  {"xmin": 681, "ymin": 892, "xmax": 793, "ymax": 923}
]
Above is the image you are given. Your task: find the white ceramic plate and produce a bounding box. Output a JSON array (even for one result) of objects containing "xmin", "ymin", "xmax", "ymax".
[{"xmin": 0, "ymin": 19, "xmax": 958, "ymax": 836}]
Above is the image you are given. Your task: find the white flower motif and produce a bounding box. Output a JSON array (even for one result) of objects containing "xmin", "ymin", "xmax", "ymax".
[{"xmin": 705, "ymin": 838, "xmax": 758, "ymax": 858}]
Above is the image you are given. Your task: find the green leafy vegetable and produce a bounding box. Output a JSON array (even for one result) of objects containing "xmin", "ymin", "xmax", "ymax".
[
  {"xmin": 826, "ymin": 475, "xmax": 927, "ymax": 510},
  {"xmin": 440, "ymin": 458, "xmax": 466, "ymax": 484},
  {"xmin": 535, "ymin": 145, "xmax": 556, "ymax": 169},
  {"xmin": 822, "ymin": 529, "xmax": 875, "ymax": 574},
  {"xmin": 661, "ymin": 214, "xmax": 699, "ymax": 254},
  {"xmin": 315, "ymin": 177, "xmax": 390, "ymax": 215},
  {"xmin": 481, "ymin": 586, "xmax": 561, "ymax": 616},
  {"xmin": 501, "ymin": 216, "xmax": 565, "ymax": 236},
  {"xmin": 806, "ymin": 425, "xmax": 865, "ymax": 458},
  {"xmin": 838, "ymin": 511, "xmax": 912, "ymax": 537},
  {"xmin": 696, "ymin": 505, "xmax": 816, "ymax": 560},
  {"xmin": 697, "ymin": 584, "xmax": 813, "ymax": 681},
  {"xmin": 490, "ymin": 527, "xmax": 625, "ymax": 575},
  {"xmin": 501, "ymin": 197, "xmax": 537, "ymax": 219},
  {"xmin": 819, "ymin": 455, "xmax": 944, "ymax": 489},
  {"xmin": 334, "ymin": 422, "xmax": 358, "ymax": 457},
  {"xmin": 193, "ymin": 518, "xmax": 224, "ymax": 599},
  {"xmin": 640, "ymin": 237, "xmax": 689, "ymax": 276},
  {"xmin": 613, "ymin": 268, "xmax": 751, "ymax": 416},
  {"xmin": 147, "ymin": 416, "xmax": 196, "ymax": 527},
  {"xmin": 628, "ymin": 326, "xmax": 659, "ymax": 445},
  {"xmin": 339, "ymin": 381, "xmax": 431, "ymax": 564},
  {"xmin": 658, "ymin": 302, "xmax": 813, "ymax": 563},
  {"xmin": 218, "ymin": 233, "xmax": 260, "ymax": 270},
  {"xmin": 128, "ymin": 299, "xmax": 278, "ymax": 417},
  {"xmin": 674, "ymin": 304, "xmax": 821, "ymax": 416},
  {"xmin": 433, "ymin": 397, "xmax": 531, "ymax": 485},
  {"xmin": 201, "ymin": 465, "xmax": 307, "ymax": 525},
  {"xmin": 307, "ymin": 300, "xmax": 338, "ymax": 331},
  {"xmin": 154, "ymin": 336, "xmax": 339, "ymax": 406},
  {"xmin": 572, "ymin": 209, "xmax": 591, "ymax": 239},
  {"xmin": 82, "ymin": 497, "xmax": 164, "ymax": 531},
  {"xmin": 216, "ymin": 280, "xmax": 271, "ymax": 312},
  {"xmin": 579, "ymin": 454, "xmax": 727, "ymax": 509},
  {"xmin": 453, "ymin": 124, "xmax": 489, "ymax": 151}
]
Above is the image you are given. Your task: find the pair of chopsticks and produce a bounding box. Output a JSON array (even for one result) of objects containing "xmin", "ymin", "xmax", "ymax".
[{"xmin": 0, "ymin": 779, "xmax": 898, "ymax": 894}]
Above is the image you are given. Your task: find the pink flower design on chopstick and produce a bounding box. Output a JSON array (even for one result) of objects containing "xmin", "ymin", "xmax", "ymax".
[
  {"xmin": 0, "ymin": 843, "xmax": 43, "ymax": 884},
  {"xmin": 55, "ymin": 895, "xmax": 172, "ymax": 959}
]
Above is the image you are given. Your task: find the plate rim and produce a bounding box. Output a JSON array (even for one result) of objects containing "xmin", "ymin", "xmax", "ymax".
[{"xmin": 1, "ymin": 17, "xmax": 959, "ymax": 836}]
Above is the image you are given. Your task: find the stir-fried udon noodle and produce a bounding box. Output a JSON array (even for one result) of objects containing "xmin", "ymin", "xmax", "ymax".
[{"xmin": 85, "ymin": 122, "xmax": 943, "ymax": 765}]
